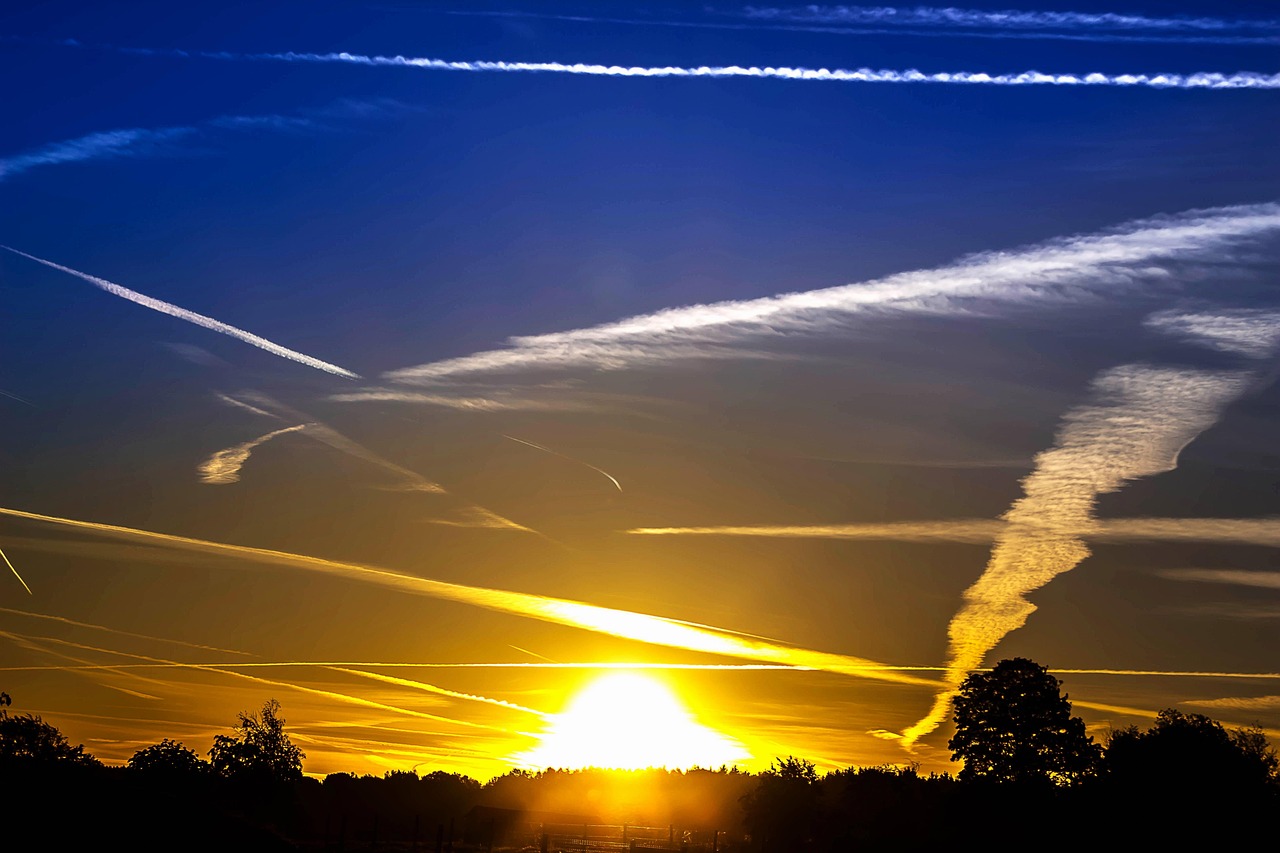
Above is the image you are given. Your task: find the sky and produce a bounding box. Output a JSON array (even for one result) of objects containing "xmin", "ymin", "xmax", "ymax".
[{"xmin": 2, "ymin": 0, "xmax": 1279, "ymax": 780}]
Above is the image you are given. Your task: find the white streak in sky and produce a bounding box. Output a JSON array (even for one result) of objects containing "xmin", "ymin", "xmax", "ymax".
[
  {"xmin": 385, "ymin": 203, "xmax": 1280, "ymax": 384},
  {"xmin": 216, "ymin": 392, "xmax": 282, "ymax": 420},
  {"xmin": 0, "ymin": 606, "xmax": 251, "ymax": 657},
  {"xmin": 1158, "ymin": 569, "xmax": 1280, "ymax": 590},
  {"xmin": 1, "ymin": 247, "xmax": 360, "ymax": 378},
  {"xmin": 903, "ymin": 364, "xmax": 1256, "ymax": 746},
  {"xmin": 1146, "ymin": 309, "xmax": 1280, "ymax": 358},
  {"xmin": 446, "ymin": 10, "xmax": 1280, "ymax": 46},
  {"xmin": 0, "ymin": 127, "xmax": 194, "ymax": 183},
  {"xmin": 743, "ymin": 6, "xmax": 1280, "ymax": 34},
  {"xmin": 630, "ymin": 517, "xmax": 1280, "ymax": 547},
  {"xmin": 504, "ymin": 434, "xmax": 622, "ymax": 491},
  {"xmin": 0, "ymin": 505, "xmax": 938, "ymax": 689},
  {"xmin": 0, "ymin": 546, "xmax": 31, "ymax": 595},
  {"xmin": 198, "ymin": 424, "xmax": 309, "ymax": 484},
  {"xmin": 218, "ymin": 48, "xmax": 1280, "ymax": 90}
]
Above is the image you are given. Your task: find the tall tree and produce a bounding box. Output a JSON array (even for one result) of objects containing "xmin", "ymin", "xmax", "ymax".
[
  {"xmin": 209, "ymin": 698, "xmax": 304, "ymax": 783},
  {"xmin": 949, "ymin": 657, "xmax": 1100, "ymax": 784}
]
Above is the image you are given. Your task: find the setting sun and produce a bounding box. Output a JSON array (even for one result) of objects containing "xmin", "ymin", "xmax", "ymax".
[{"xmin": 513, "ymin": 673, "xmax": 750, "ymax": 771}]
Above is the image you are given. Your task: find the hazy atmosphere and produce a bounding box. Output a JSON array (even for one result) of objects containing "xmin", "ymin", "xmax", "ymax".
[{"xmin": 3, "ymin": 0, "xmax": 1280, "ymax": 781}]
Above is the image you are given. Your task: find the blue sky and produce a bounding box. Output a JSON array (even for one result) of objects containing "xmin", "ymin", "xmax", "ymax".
[{"xmin": 2, "ymin": 1, "xmax": 1280, "ymax": 778}]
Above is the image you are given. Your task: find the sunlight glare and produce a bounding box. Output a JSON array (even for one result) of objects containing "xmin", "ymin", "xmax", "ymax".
[{"xmin": 514, "ymin": 673, "xmax": 749, "ymax": 770}]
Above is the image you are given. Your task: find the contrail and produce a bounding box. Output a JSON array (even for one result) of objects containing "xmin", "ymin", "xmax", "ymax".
[
  {"xmin": 0, "ymin": 388, "xmax": 35, "ymax": 407},
  {"xmin": 78, "ymin": 42, "xmax": 1280, "ymax": 90},
  {"xmin": 742, "ymin": 6, "xmax": 1280, "ymax": 34},
  {"xmin": 0, "ymin": 545, "xmax": 31, "ymax": 594},
  {"xmin": 0, "ymin": 126, "xmax": 195, "ymax": 183},
  {"xmin": 0, "ymin": 630, "xmax": 163, "ymax": 701},
  {"xmin": 7, "ymin": 661, "xmax": 1280, "ymax": 679},
  {"xmin": 0, "ymin": 246, "xmax": 360, "ymax": 379},
  {"xmin": 503, "ymin": 434, "xmax": 622, "ymax": 491},
  {"xmin": 331, "ymin": 667, "xmax": 551, "ymax": 718},
  {"xmin": 629, "ymin": 516, "xmax": 1280, "ymax": 547},
  {"xmin": 449, "ymin": 9, "xmax": 1280, "ymax": 46},
  {"xmin": 206, "ymin": 47, "xmax": 1280, "ymax": 90},
  {"xmin": 385, "ymin": 202, "xmax": 1280, "ymax": 385},
  {"xmin": 198, "ymin": 424, "xmax": 309, "ymax": 484},
  {"xmin": 215, "ymin": 392, "xmax": 281, "ymax": 420},
  {"xmin": 0, "ymin": 661, "xmax": 819, "ymax": 672},
  {"xmin": 0, "ymin": 605, "xmax": 252, "ymax": 656},
  {"xmin": 0, "ymin": 505, "xmax": 937, "ymax": 688},
  {"xmin": 903, "ymin": 361, "xmax": 1259, "ymax": 746}
]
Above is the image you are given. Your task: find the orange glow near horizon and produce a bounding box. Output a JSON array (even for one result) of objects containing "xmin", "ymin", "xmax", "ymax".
[{"xmin": 512, "ymin": 673, "xmax": 750, "ymax": 771}]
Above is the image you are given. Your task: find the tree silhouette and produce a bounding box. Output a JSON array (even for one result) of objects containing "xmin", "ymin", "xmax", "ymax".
[
  {"xmin": 0, "ymin": 709, "xmax": 97, "ymax": 769},
  {"xmin": 128, "ymin": 738, "xmax": 209, "ymax": 782},
  {"xmin": 741, "ymin": 757, "xmax": 820, "ymax": 852},
  {"xmin": 1106, "ymin": 708, "xmax": 1278, "ymax": 791},
  {"xmin": 949, "ymin": 657, "xmax": 1100, "ymax": 784},
  {"xmin": 209, "ymin": 699, "xmax": 304, "ymax": 783}
]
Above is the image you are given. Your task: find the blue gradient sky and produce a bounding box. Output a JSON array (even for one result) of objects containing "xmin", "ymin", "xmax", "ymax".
[{"xmin": 2, "ymin": 1, "xmax": 1279, "ymax": 778}]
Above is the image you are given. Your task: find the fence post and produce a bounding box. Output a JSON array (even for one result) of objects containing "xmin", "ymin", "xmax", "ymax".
[
  {"xmin": 412, "ymin": 814, "xmax": 420, "ymax": 853},
  {"xmin": 435, "ymin": 823, "xmax": 443, "ymax": 853}
]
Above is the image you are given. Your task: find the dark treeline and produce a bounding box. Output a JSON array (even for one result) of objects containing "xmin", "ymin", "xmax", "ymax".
[{"xmin": 2, "ymin": 660, "xmax": 1278, "ymax": 851}]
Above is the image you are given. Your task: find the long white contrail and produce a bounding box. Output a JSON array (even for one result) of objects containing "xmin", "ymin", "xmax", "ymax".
[
  {"xmin": 1, "ymin": 247, "xmax": 360, "ymax": 379},
  {"xmin": 384, "ymin": 203, "xmax": 1280, "ymax": 385},
  {"xmin": 206, "ymin": 48, "xmax": 1280, "ymax": 90},
  {"xmin": 743, "ymin": 6, "xmax": 1280, "ymax": 34}
]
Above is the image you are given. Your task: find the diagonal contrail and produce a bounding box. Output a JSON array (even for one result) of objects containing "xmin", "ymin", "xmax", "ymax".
[
  {"xmin": 0, "ymin": 505, "xmax": 938, "ymax": 689},
  {"xmin": 0, "ymin": 544, "xmax": 31, "ymax": 594},
  {"xmin": 382, "ymin": 202, "xmax": 1280, "ymax": 385},
  {"xmin": 1, "ymin": 246, "xmax": 360, "ymax": 378},
  {"xmin": 503, "ymin": 434, "xmax": 622, "ymax": 491}
]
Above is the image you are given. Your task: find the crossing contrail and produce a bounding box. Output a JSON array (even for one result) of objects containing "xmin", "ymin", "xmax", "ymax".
[
  {"xmin": 1, "ymin": 246, "xmax": 360, "ymax": 379},
  {"xmin": 0, "ymin": 505, "xmax": 938, "ymax": 689}
]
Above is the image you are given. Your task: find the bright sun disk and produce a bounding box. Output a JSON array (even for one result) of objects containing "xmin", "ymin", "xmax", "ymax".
[{"xmin": 514, "ymin": 672, "xmax": 749, "ymax": 770}]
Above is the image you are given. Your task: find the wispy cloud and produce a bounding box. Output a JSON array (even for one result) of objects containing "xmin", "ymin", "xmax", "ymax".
[
  {"xmin": 0, "ymin": 505, "xmax": 939, "ymax": 689},
  {"xmin": 903, "ymin": 363, "xmax": 1256, "ymax": 745},
  {"xmin": 1157, "ymin": 569, "xmax": 1280, "ymax": 590},
  {"xmin": 0, "ymin": 99, "xmax": 404, "ymax": 184},
  {"xmin": 1, "ymin": 247, "xmax": 360, "ymax": 378},
  {"xmin": 0, "ymin": 126, "xmax": 195, "ymax": 183},
  {"xmin": 198, "ymin": 424, "xmax": 309, "ymax": 484},
  {"xmin": 447, "ymin": 9, "xmax": 1280, "ymax": 47},
  {"xmin": 1146, "ymin": 309, "xmax": 1280, "ymax": 358},
  {"xmin": 381, "ymin": 203, "xmax": 1280, "ymax": 386},
  {"xmin": 0, "ymin": 606, "xmax": 252, "ymax": 657},
  {"xmin": 742, "ymin": 6, "xmax": 1280, "ymax": 34}
]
